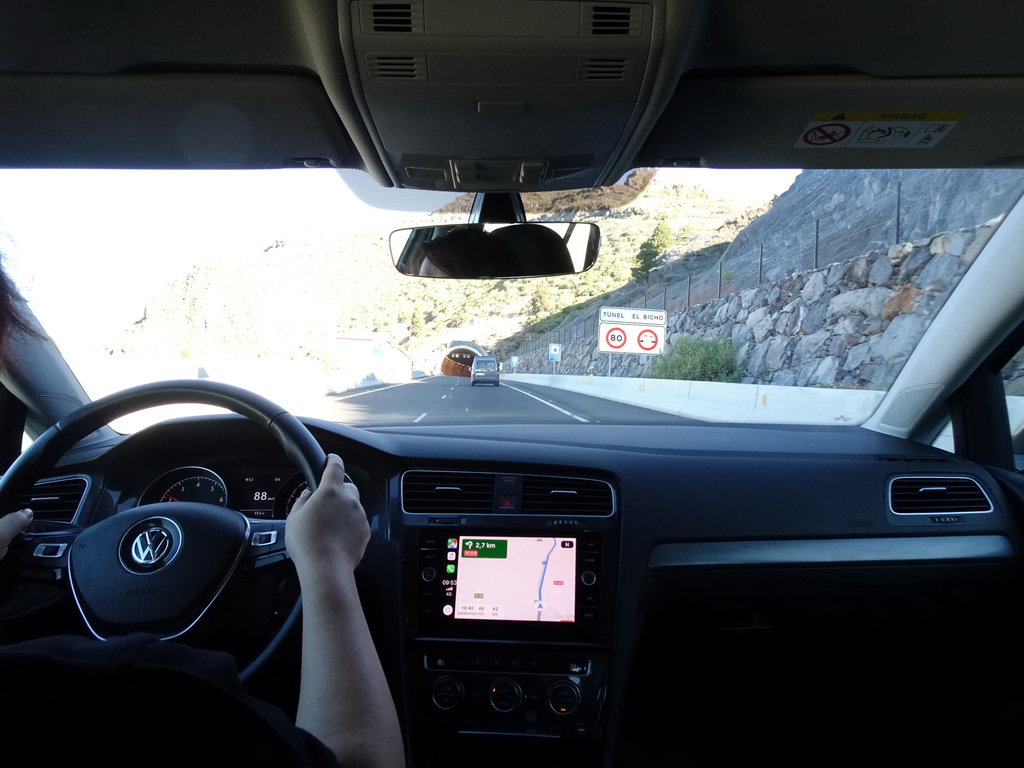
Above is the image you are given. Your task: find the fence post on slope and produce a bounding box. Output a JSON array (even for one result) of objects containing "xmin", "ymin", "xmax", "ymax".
[
  {"xmin": 813, "ymin": 219, "xmax": 819, "ymax": 269},
  {"xmin": 895, "ymin": 181, "xmax": 902, "ymax": 244}
]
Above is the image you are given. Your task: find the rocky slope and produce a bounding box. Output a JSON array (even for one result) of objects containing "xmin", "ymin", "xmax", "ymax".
[
  {"xmin": 723, "ymin": 168, "xmax": 1024, "ymax": 282},
  {"xmin": 512, "ymin": 169, "xmax": 1024, "ymax": 388}
]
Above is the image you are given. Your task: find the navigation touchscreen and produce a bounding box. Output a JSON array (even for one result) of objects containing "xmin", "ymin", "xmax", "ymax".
[{"xmin": 447, "ymin": 536, "xmax": 577, "ymax": 623}]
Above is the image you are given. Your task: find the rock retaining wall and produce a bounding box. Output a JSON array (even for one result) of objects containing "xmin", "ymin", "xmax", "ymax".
[{"xmin": 515, "ymin": 219, "xmax": 1000, "ymax": 389}]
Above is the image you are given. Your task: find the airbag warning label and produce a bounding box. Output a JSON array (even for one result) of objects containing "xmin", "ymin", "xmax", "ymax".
[{"xmin": 797, "ymin": 112, "xmax": 964, "ymax": 149}]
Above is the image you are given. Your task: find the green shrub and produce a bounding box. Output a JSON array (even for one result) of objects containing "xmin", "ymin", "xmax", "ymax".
[{"xmin": 649, "ymin": 336, "xmax": 742, "ymax": 383}]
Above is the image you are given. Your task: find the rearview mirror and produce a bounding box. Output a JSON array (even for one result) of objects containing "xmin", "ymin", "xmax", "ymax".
[{"xmin": 390, "ymin": 222, "xmax": 600, "ymax": 279}]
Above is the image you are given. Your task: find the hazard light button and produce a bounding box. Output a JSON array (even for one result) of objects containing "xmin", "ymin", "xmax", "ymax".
[{"xmin": 495, "ymin": 496, "xmax": 517, "ymax": 512}]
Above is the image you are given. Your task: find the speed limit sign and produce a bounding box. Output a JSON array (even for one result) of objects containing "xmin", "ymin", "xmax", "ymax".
[
  {"xmin": 598, "ymin": 306, "xmax": 666, "ymax": 355},
  {"xmin": 604, "ymin": 327, "xmax": 627, "ymax": 349}
]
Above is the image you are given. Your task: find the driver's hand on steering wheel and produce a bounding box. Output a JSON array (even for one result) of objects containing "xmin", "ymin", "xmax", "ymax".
[
  {"xmin": 285, "ymin": 454, "xmax": 368, "ymax": 574},
  {"xmin": 0, "ymin": 508, "xmax": 32, "ymax": 562}
]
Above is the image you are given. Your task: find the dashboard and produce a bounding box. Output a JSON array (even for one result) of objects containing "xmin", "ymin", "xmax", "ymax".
[{"xmin": 9, "ymin": 413, "xmax": 1023, "ymax": 767}]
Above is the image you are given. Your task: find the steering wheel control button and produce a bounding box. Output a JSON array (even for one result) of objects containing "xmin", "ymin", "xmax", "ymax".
[
  {"xmin": 489, "ymin": 678, "xmax": 522, "ymax": 713},
  {"xmin": 32, "ymin": 542, "xmax": 67, "ymax": 558},
  {"xmin": 431, "ymin": 675, "xmax": 465, "ymax": 710},
  {"xmin": 547, "ymin": 681, "xmax": 582, "ymax": 716},
  {"xmin": 120, "ymin": 517, "xmax": 182, "ymax": 573},
  {"xmin": 250, "ymin": 530, "xmax": 278, "ymax": 547}
]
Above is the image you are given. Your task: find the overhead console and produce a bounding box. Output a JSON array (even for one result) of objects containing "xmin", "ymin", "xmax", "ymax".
[
  {"xmin": 399, "ymin": 470, "xmax": 617, "ymax": 747},
  {"xmin": 339, "ymin": 0, "xmax": 695, "ymax": 191}
]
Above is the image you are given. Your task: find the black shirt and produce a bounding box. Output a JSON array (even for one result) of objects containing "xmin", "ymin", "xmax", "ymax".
[{"xmin": 0, "ymin": 634, "xmax": 341, "ymax": 767}]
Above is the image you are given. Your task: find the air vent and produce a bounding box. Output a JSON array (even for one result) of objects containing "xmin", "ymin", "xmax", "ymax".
[
  {"xmin": 522, "ymin": 476, "xmax": 614, "ymax": 516},
  {"xmin": 366, "ymin": 53, "xmax": 427, "ymax": 81},
  {"xmin": 889, "ymin": 476, "xmax": 992, "ymax": 515},
  {"xmin": 359, "ymin": 2, "xmax": 424, "ymax": 35},
  {"xmin": 403, "ymin": 471, "xmax": 495, "ymax": 513},
  {"xmin": 577, "ymin": 56, "xmax": 636, "ymax": 83},
  {"xmin": 583, "ymin": 3, "xmax": 642, "ymax": 36},
  {"xmin": 19, "ymin": 476, "xmax": 88, "ymax": 522}
]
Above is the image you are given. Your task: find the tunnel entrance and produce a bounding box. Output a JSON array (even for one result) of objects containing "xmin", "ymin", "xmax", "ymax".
[{"xmin": 440, "ymin": 343, "xmax": 487, "ymax": 377}]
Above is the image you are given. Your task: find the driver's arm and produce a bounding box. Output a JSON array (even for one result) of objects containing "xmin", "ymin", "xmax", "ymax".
[
  {"xmin": 0, "ymin": 508, "xmax": 32, "ymax": 561},
  {"xmin": 285, "ymin": 454, "xmax": 404, "ymax": 768}
]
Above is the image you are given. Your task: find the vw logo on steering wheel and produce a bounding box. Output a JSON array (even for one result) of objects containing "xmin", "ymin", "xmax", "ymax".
[
  {"xmin": 131, "ymin": 527, "xmax": 173, "ymax": 565},
  {"xmin": 119, "ymin": 517, "xmax": 182, "ymax": 573}
]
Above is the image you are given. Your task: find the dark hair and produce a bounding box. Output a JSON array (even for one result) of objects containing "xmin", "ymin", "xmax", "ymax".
[
  {"xmin": 0, "ymin": 252, "xmax": 39, "ymax": 354},
  {"xmin": 419, "ymin": 227, "xmax": 519, "ymax": 278}
]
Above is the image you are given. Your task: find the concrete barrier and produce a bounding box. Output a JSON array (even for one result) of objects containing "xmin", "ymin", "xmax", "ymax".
[{"xmin": 503, "ymin": 374, "xmax": 885, "ymax": 425}]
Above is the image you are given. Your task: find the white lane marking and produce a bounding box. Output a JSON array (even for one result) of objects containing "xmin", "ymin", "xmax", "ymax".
[
  {"xmin": 413, "ymin": 413, "xmax": 427, "ymax": 423},
  {"xmin": 504, "ymin": 384, "xmax": 589, "ymax": 423},
  {"xmin": 333, "ymin": 382, "xmax": 410, "ymax": 400}
]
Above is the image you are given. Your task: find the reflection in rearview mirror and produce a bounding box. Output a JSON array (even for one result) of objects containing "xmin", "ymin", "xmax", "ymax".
[{"xmin": 390, "ymin": 222, "xmax": 600, "ymax": 279}]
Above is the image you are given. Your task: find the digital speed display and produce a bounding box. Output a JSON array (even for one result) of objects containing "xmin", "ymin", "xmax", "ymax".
[{"xmin": 237, "ymin": 473, "xmax": 287, "ymax": 518}]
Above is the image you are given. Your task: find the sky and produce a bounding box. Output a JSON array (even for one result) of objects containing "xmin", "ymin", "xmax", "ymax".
[
  {"xmin": 0, "ymin": 167, "xmax": 800, "ymax": 347},
  {"xmin": 0, "ymin": 168, "xmax": 391, "ymax": 342},
  {"xmin": 655, "ymin": 168, "xmax": 799, "ymax": 201}
]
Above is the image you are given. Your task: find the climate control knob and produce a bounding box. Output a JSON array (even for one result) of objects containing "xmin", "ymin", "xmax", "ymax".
[
  {"xmin": 431, "ymin": 675, "xmax": 464, "ymax": 710},
  {"xmin": 488, "ymin": 677, "xmax": 522, "ymax": 713},
  {"xmin": 547, "ymin": 680, "xmax": 581, "ymax": 716}
]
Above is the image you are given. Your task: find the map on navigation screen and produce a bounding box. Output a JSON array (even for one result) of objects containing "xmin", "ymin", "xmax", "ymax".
[{"xmin": 452, "ymin": 536, "xmax": 576, "ymax": 622}]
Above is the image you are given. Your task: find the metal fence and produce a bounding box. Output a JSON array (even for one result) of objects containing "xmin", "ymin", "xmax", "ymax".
[{"xmin": 517, "ymin": 170, "xmax": 1024, "ymax": 364}]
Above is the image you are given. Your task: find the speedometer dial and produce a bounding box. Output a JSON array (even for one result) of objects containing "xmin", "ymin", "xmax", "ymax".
[
  {"xmin": 284, "ymin": 480, "xmax": 308, "ymax": 517},
  {"xmin": 274, "ymin": 472, "xmax": 356, "ymax": 519},
  {"xmin": 148, "ymin": 468, "xmax": 228, "ymax": 507}
]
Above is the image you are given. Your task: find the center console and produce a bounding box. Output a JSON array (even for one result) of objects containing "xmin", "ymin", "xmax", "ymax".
[{"xmin": 405, "ymin": 516, "xmax": 617, "ymax": 754}]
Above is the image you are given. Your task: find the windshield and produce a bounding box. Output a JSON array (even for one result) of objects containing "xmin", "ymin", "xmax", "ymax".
[{"xmin": 2, "ymin": 167, "xmax": 1022, "ymax": 431}]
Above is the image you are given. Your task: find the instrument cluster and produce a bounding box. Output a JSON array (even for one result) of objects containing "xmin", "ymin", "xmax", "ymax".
[{"xmin": 138, "ymin": 466, "xmax": 314, "ymax": 520}]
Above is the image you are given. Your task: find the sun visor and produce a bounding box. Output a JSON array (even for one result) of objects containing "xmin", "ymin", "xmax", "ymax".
[
  {"xmin": 638, "ymin": 74, "xmax": 1024, "ymax": 170},
  {"xmin": 0, "ymin": 73, "xmax": 360, "ymax": 170}
]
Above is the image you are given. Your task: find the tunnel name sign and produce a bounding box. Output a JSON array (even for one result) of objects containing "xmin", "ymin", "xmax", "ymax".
[{"xmin": 598, "ymin": 306, "xmax": 667, "ymax": 355}]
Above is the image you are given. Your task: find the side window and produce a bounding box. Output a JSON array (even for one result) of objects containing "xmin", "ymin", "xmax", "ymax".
[
  {"xmin": 932, "ymin": 420, "xmax": 954, "ymax": 454},
  {"xmin": 931, "ymin": 347, "xmax": 1024, "ymax": 465},
  {"xmin": 1004, "ymin": 349, "xmax": 1024, "ymax": 469}
]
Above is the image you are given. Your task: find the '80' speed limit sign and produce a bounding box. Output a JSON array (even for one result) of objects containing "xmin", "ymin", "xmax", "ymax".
[{"xmin": 598, "ymin": 323, "xmax": 664, "ymax": 355}]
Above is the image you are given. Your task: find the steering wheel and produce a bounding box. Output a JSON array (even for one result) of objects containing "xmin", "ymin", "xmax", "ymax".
[{"xmin": 0, "ymin": 379, "xmax": 327, "ymax": 677}]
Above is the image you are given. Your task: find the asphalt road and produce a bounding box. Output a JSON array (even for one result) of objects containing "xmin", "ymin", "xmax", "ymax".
[{"xmin": 317, "ymin": 375, "xmax": 698, "ymax": 427}]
